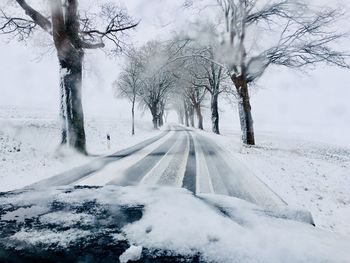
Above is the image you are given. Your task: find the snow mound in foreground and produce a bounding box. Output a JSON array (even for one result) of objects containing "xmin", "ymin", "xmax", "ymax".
[{"xmin": 0, "ymin": 186, "xmax": 349, "ymax": 262}]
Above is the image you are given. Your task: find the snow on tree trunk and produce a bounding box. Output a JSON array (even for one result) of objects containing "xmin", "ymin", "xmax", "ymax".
[
  {"xmin": 194, "ymin": 104, "xmax": 204, "ymax": 130},
  {"xmin": 211, "ymin": 93, "xmax": 220, "ymax": 134},
  {"xmin": 59, "ymin": 72, "xmax": 68, "ymax": 145},
  {"xmin": 237, "ymin": 96, "xmax": 248, "ymax": 143},
  {"xmin": 58, "ymin": 48, "xmax": 87, "ymax": 154},
  {"xmin": 239, "ymin": 100, "xmax": 255, "ymax": 145},
  {"xmin": 232, "ymin": 76, "xmax": 255, "ymax": 145}
]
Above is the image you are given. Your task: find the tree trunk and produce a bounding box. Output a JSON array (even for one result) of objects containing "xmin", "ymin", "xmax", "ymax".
[
  {"xmin": 151, "ymin": 107, "xmax": 158, "ymax": 129},
  {"xmin": 59, "ymin": 79, "xmax": 67, "ymax": 145},
  {"xmin": 184, "ymin": 102, "xmax": 189, "ymax": 127},
  {"xmin": 58, "ymin": 48, "xmax": 87, "ymax": 154},
  {"xmin": 177, "ymin": 109, "xmax": 184, "ymax": 125},
  {"xmin": 194, "ymin": 104, "xmax": 203, "ymax": 130},
  {"xmin": 152, "ymin": 116, "xmax": 158, "ymax": 129},
  {"xmin": 189, "ymin": 106, "xmax": 195, "ymax": 127},
  {"xmin": 158, "ymin": 102, "xmax": 164, "ymax": 127},
  {"xmin": 51, "ymin": 0, "xmax": 87, "ymax": 154},
  {"xmin": 211, "ymin": 93, "xmax": 220, "ymax": 134},
  {"xmin": 131, "ymin": 99, "xmax": 135, "ymax": 135},
  {"xmin": 149, "ymin": 102, "xmax": 158, "ymax": 129},
  {"xmin": 232, "ymin": 76, "xmax": 255, "ymax": 145},
  {"xmin": 158, "ymin": 113, "xmax": 164, "ymax": 127}
]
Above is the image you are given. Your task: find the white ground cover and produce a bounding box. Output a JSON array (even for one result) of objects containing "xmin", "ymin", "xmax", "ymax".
[
  {"xmin": 1, "ymin": 105, "xmax": 349, "ymax": 242},
  {"xmin": 201, "ymin": 127, "xmax": 350, "ymax": 237},
  {"xmin": 1, "ymin": 186, "xmax": 349, "ymax": 262},
  {"xmin": 0, "ymin": 107, "xmax": 160, "ymax": 192}
]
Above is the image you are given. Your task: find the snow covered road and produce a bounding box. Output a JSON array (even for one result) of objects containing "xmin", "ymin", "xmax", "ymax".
[{"xmin": 25, "ymin": 125, "xmax": 287, "ymax": 208}]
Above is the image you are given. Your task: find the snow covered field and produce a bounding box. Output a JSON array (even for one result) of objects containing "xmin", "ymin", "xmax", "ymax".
[
  {"xmin": 204, "ymin": 127, "xmax": 350, "ymax": 237},
  {"xmin": 1, "ymin": 107, "xmax": 349, "ymax": 240},
  {"xmin": 0, "ymin": 107, "xmax": 160, "ymax": 192}
]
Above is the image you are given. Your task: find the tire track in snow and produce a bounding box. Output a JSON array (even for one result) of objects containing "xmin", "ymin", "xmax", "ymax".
[
  {"xmin": 192, "ymin": 133, "xmax": 214, "ymax": 194},
  {"xmin": 107, "ymin": 132, "xmax": 180, "ymax": 186},
  {"xmin": 75, "ymin": 130, "xmax": 175, "ymax": 186},
  {"xmin": 182, "ymin": 132, "xmax": 197, "ymax": 193},
  {"xmin": 154, "ymin": 131, "xmax": 189, "ymax": 187},
  {"xmin": 197, "ymin": 135, "xmax": 235, "ymax": 197},
  {"xmin": 24, "ymin": 130, "xmax": 170, "ymax": 188},
  {"xmin": 140, "ymin": 131, "xmax": 186, "ymax": 186},
  {"xmin": 198, "ymin": 134, "xmax": 287, "ymax": 207}
]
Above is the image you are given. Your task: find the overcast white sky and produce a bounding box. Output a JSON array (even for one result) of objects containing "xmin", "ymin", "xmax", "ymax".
[{"xmin": 0, "ymin": 0, "xmax": 349, "ymax": 144}]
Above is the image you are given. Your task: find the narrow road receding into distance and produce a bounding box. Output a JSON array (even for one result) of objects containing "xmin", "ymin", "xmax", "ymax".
[{"xmin": 27, "ymin": 125, "xmax": 287, "ymax": 207}]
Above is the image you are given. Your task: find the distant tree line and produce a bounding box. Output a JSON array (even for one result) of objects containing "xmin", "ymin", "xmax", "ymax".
[
  {"xmin": 1, "ymin": 0, "xmax": 349, "ymax": 154},
  {"xmin": 116, "ymin": 0, "xmax": 350, "ymax": 146}
]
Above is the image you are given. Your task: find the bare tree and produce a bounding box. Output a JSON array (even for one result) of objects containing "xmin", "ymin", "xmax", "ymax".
[
  {"xmin": 186, "ymin": 0, "xmax": 350, "ymax": 145},
  {"xmin": 136, "ymin": 41, "xmax": 175, "ymax": 129},
  {"xmin": 186, "ymin": 48, "xmax": 228, "ymax": 134},
  {"xmin": 188, "ymin": 100, "xmax": 195, "ymax": 127},
  {"xmin": 169, "ymin": 92, "xmax": 187, "ymax": 126},
  {"xmin": 175, "ymin": 104, "xmax": 185, "ymax": 125},
  {"xmin": 169, "ymin": 46, "xmax": 209, "ymax": 130},
  {"xmin": 0, "ymin": 1, "xmax": 137, "ymax": 153},
  {"xmin": 185, "ymin": 84, "xmax": 207, "ymax": 130},
  {"xmin": 158, "ymin": 98, "xmax": 168, "ymax": 127},
  {"xmin": 114, "ymin": 49, "xmax": 142, "ymax": 135}
]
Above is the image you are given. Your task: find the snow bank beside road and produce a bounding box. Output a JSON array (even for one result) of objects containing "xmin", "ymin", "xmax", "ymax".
[
  {"xmin": 0, "ymin": 107, "xmax": 160, "ymax": 192},
  {"xmin": 201, "ymin": 128, "xmax": 350, "ymax": 237}
]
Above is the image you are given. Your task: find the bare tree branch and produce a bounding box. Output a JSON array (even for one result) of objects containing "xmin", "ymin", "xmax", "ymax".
[{"xmin": 15, "ymin": 0, "xmax": 51, "ymax": 33}]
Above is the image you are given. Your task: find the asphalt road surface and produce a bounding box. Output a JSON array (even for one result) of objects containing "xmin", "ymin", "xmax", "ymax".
[{"xmin": 27, "ymin": 125, "xmax": 286, "ymax": 207}]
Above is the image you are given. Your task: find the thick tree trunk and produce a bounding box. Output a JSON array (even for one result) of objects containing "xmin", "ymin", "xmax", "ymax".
[
  {"xmin": 152, "ymin": 116, "xmax": 158, "ymax": 129},
  {"xmin": 149, "ymin": 102, "xmax": 159, "ymax": 129},
  {"xmin": 51, "ymin": 1, "xmax": 87, "ymax": 154},
  {"xmin": 232, "ymin": 76, "xmax": 255, "ymax": 145},
  {"xmin": 58, "ymin": 48, "xmax": 87, "ymax": 154},
  {"xmin": 194, "ymin": 104, "xmax": 203, "ymax": 130},
  {"xmin": 158, "ymin": 113, "xmax": 164, "ymax": 127},
  {"xmin": 211, "ymin": 93, "xmax": 220, "ymax": 134},
  {"xmin": 152, "ymin": 109, "xmax": 158, "ymax": 129}
]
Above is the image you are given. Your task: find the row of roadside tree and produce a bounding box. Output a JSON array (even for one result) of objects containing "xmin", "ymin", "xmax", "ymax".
[{"xmin": 1, "ymin": 0, "xmax": 349, "ymax": 154}]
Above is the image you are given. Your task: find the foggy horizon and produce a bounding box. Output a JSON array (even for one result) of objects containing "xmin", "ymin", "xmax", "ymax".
[{"xmin": 1, "ymin": 0, "xmax": 349, "ymax": 147}]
